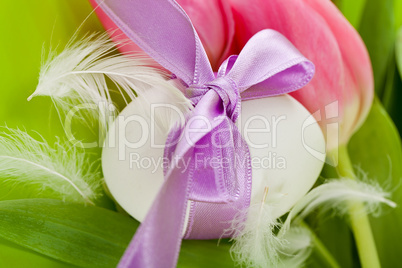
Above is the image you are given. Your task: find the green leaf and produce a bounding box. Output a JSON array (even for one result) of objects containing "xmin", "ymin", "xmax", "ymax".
[
  {"xmin": 336, "ymin": 0, "xmax": 367, "ymax": 29},
  {"xmin": 0, "ymin": 199, "xmax": 234, "ymax": 267},
  {"xmin": 310, "ymin": 215, "xmax": 357, "ymax": 268},
  {"xmin": 179, "ymin": 240, "xmax": 234, "ymax": 268},
  {"xmin": 395, "ymin": 1, "xmax": 402, "ymax": 30},
  {"xmin": 382, "ymin": 41, "xmax": 402, "ymax": 135},
  {"xmin": 0, "ymin": 237, "xmax": 75, "ymax": 268},
  {"xmin": 348, "ymin": 99, "xmax": 402, "ymax": 267},
  {"xmin": 0, "ymin": 199, "xmax": 137, "ymax": 267},
  {"xmin": 359, "ymin": 0, "xmax": 395, "ymax": 96},
  {"xmin": 396, "ymin": 27, "xmax": 402, "ymax": 78},
  {"xmin": 304, "ymin": 217, "xmax": 345, "ymax": 268}
]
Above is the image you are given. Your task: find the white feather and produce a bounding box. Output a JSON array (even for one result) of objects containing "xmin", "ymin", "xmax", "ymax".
[
  {"xmin": 227, "ymin": 187, "xmax": 312, "ymax": 268},
  {"xmin": 28, "ymin": 33, "xmax": 192, "ymax": 136},
  {"xmin": 0, "ymin": 128, "xmax": 102, "ymax": 205},
  {"xmin": 228, "ymin": 177, "xmax": 396, "ymax": 267},
  {"xmin": 281, "ymin": 178, "xmax": 397, "ymax": 235},
  {"xmin": 277, "ymin": 226, "xmax": 312, "ymax": 268},
  {"xmin": 228, "ymin": 192, "xmax": 283, "ymax": 267}
]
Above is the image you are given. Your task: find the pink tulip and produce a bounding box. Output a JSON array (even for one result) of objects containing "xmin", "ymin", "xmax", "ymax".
[
  {"xmin": 89, "ymin": 0, "xmax": 373, "ymax": 150},
  {"xmin": 176, "ymin": 0, "xmax": 235, "ymax": 68},
  {"xmin": 229, "ymin": 0, "xmax": 373, "ymax": 150}
]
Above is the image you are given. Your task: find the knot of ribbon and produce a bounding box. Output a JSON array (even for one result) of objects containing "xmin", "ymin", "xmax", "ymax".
[
  {"xmin": 207, "ymin": 76, "xmax": 240, "ymax": 122},
  {"xmin": 188, "ymin": 58, "xmax": 241, "ymax": 121},
  {"xmin": 94, "ymin": 0, "xmax": 315, "ymax": 267}
]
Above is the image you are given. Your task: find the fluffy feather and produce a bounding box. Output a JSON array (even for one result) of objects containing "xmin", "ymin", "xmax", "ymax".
[
  {"xmin": 277, "ymin": 226, "xmax": 312, "ymax": 268},
  {"xmin": 228, "ymin": 187, "xmax": 312, "ymax": 268},
  {"xmin": 229, "ymin": 178, "xmax": 396, "ymax": 267},
  {"xmin": 0, "ymin": 128, "xmax": 102, "ymax": 204},
  {"xmin": 28, "ymin": 33, "xmax": 192, "ymax": 136},
  {"xmin": 228, "ymin": 187, "xmax": 283, "ymax": 267},
  {"xmin": 281, "ymin": 178, "xmax": 397, "ymax": 234}
]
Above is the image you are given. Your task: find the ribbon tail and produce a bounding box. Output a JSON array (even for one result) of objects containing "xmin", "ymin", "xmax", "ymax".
[
  {"xmin": 118, "ymin": 151, "xmax": 193, "ymax": 268},
  {"xmin": 184, "ymin": 119, "xmax": 253, "ymax": 239}
]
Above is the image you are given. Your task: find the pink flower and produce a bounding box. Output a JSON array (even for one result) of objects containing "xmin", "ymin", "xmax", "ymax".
[
  {"xmin": 229, "ymin": 0, "xmax": 374, "ymax": 150},
  {"xmin": 177, "ymin": 0, "xmax": 235, "ymax": 68},
  {"xmin": 89, "ymin": 0, "xmax": 374, "ymax": 150}
]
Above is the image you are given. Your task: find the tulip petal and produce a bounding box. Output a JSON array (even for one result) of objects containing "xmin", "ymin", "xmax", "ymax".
[
  {"xmin": 304, "ymin": 0, "xmax": 374, "ymax": 145},
  {"xmin": 178, "ymin": 0, "xmax": 235, "ymax": 69},
  {"xmin": 229, "ymin": 0, "xmax": 374, "ymax": 149}
]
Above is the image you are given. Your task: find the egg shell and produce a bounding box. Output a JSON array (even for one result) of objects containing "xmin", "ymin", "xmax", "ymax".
[{"xmin": 102, "ymin": 88, "xmax": 325, "ymax": 237}]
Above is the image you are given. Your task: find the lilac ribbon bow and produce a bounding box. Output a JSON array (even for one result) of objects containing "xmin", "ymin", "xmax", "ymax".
[{"xmin": 94, "ymin": 0, "xmax": 315, "ymax": 267}]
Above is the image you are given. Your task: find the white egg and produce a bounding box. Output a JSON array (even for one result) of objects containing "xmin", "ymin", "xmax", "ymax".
[{"xmin": 102, "ymin": 87, "xmax": 326, "ymax": 237}]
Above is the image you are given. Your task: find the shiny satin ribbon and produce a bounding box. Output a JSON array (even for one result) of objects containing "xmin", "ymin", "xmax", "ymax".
[{"xmin": 93, "ymin": 0, "xmax": 315, "ymax": 267}]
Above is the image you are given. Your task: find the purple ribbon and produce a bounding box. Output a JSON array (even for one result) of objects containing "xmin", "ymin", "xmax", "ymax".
[{"xmin": 94, "ymin": 0, "xmax": 315, "ymax": 267}]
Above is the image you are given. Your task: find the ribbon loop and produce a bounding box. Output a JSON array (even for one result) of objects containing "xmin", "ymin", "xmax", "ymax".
[{"xmin": 227, "ymin": 29, "xmax": 314, "ymax": 93}]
